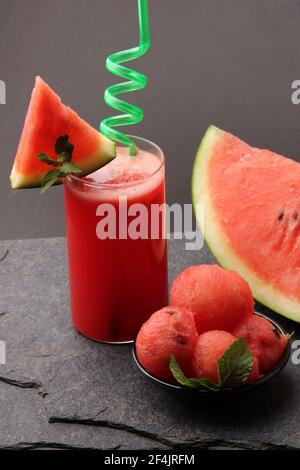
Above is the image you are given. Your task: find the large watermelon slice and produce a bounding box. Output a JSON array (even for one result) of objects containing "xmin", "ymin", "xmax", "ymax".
[
  {"xmin": 10, "ymin": 76, "xmax": 115, "ymax": 189},
  {"xmin": 192, "ymin": 125, "xmax": 300, "ymax": 323}
]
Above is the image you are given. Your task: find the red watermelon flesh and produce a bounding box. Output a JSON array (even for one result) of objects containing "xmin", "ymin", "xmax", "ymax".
[
  {"xmin": 10, "ymin": 76, "xmax": 115, "ymax": 189},
  {"xmin": 170, "ymin": 264, "xmax": 254, "ymax": 334},
  {"xmin": 192, "ymin": 125, "xmax": 300, "ymax": 322},
  {"xmin": 136, "ymin": 306, "xmax": 198, "ymax": 381},
  {"xmin": 233, "ymin": 315, "xmax": 288, "ymax": 374}
]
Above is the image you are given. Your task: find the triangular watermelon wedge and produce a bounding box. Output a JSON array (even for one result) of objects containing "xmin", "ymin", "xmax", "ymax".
[
  {"xmin": 10, "ymin": 76, "xmax": 115, "ymax": 189},
  {"xmin": 192, "ymin": 125, "xmax": 300, "ymax": 323}
]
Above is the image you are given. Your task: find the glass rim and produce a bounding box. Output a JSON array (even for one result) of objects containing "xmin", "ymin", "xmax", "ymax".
[{"xmin": 67, "ymin": 135, "xmax": 165, "ymax": 189}]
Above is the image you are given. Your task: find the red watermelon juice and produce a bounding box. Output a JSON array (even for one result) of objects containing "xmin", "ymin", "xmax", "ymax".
[{"xmin": 64, "ymin": 136, "xmax": 168, "ymax": 343}]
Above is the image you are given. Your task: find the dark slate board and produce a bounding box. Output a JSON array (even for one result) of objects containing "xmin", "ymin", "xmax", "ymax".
[{"xmin": 0, "ymin": 237, "xmax": 299, "ymax": 450}]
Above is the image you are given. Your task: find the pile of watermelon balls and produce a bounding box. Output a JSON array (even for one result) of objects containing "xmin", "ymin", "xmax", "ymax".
[{"xmin": 136, "ymin": 265, "xmax": 289, "ymax": 389}]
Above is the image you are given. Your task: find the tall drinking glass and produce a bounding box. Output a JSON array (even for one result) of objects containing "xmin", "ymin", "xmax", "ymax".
[{"xmin": 64, "ymin": 136, "xmax": 168, "ymax": 343}]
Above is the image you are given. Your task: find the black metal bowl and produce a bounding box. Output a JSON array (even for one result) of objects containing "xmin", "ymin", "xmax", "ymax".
[{"xmin": 132, "ymin": 312, "xmax": 291, "ymax": 396}]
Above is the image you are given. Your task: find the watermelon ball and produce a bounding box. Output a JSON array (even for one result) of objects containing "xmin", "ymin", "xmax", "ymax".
[
  {"xmin": 192, "ymin": 330, "xmax": 259, "ymax": 385},
  {"xmin": 136, "ymin": 306, "xmax": 198, "ymax": 381},
  {"xmin": 170, "ymin": 265, "xmax": 254, "ymax": 334},
  {"xmin": 233, "ymin": 315, "xmax": 289, "ymax": 374}
]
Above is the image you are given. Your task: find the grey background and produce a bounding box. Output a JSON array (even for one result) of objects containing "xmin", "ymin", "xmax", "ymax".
[{"xmin": 1, "ymin": 0, "xmax": 300, "ymax": 240}]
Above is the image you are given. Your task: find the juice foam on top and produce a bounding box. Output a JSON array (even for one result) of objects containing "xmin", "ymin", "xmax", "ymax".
[{"xmin": 83, "ymin": 146, "xmax": 161, "ymax": 185}]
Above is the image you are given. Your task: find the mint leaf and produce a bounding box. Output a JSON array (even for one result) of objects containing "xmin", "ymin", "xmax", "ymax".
[
  {"xmin": 218, "ymin": 337, "xmax": 253, "ymax": 388},
  {"xmin": 170, "ymin": 356, "xmax": 219, "ymax": 391},
  {"xmin": 41, "ymin": 169, "xmax": 62, "ymax": 194},
  {"xmin": 170, "ymin": 339, "xmax": 253, "ymax": 392},
  {"xmin": 55, "ymin": 135, "xmax": 74, "ymax": 161},
  {"xmin": 37, "ymin": 135, "xmax": 82, "ymax": 193},
  {"xmin": 60, "ymin": 162, "xmax": 82, "ymax": 175},
  {"xmin": 37, "ymin": 153, "xmax": 61, "ymax": 167}
]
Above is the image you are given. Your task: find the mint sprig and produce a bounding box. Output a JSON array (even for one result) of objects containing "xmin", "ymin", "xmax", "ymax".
[
  {"xmin": 170, "ymin": 356, "xmax": 218, "ymax": 391},
  {"xmin": 55, "ymin": 135, "xmax": 74, "ymax": 161},
  {"xmin": 40, "ymin": 169, "xmax": 63, "ymax": 193},
  {"xmin": 218, "ymin": 337, "xmax": 253, "ymax": 388},
  {"xmin": 170, "ymin": 338, "xmax": 253, "ymax": 391},
  {"xmin": 37, "ymin": 135, "xmax": 81, "ymax": 193}
]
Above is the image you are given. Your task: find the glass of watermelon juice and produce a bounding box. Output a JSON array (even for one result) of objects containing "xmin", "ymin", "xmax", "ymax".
[{"xmin": 64, "ymin": 136, "xmax": 168, "ymax": 343}]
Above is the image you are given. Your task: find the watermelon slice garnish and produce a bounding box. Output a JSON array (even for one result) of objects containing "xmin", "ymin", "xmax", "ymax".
[
  {"xmin": 10, "ymin": 76, "xmax": 115, "ymax": 189},
  {"xmin": 192, "ymin": 125, "xmax": 300, "ymax": 323}
]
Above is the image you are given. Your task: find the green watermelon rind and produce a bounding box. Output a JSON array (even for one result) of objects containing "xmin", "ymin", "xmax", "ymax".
[
  {"xmin": 10, "ymin": 135, "xmax": 116, "ymax": 190},
  {"xmin": 192, "ymin": 125, "xmax": 300, "ymax": 323}
]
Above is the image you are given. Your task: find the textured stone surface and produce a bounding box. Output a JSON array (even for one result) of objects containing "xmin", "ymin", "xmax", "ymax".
[{"xmin": 0, "ymin": 237, "xmax": 299, "ymax": 450}]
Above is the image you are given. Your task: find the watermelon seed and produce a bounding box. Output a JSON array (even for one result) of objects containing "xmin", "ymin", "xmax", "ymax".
[
  {"xmin": 278, "ymin": 211, "xmax": 284, "ymax": 222},
  {"xmin": 164, "ymin": 308, "xmax": 176, "ymax": 316},
  {"xmin": 174, "ymin": 334, "xmax": 187, "ymax": 345},
  {"xmin": 293, "ymin": 211, "xmax": 298, "ymax": 221}
]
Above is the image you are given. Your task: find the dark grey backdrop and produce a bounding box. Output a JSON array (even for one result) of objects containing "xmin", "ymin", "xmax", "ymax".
[{"xmin": 1, "ymin": 0, "xmax": 300, "ymax": 240}]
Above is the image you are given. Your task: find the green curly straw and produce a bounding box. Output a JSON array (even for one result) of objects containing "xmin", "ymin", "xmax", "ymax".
[{"xmin": 100, "ymin": 0, "xmax": 150, "ymax": 156}]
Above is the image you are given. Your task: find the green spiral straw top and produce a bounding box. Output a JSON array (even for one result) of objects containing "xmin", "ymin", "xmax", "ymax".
[{"xmin": 100, "ymin": 0, "xmax": 150, "ymax": 156}]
